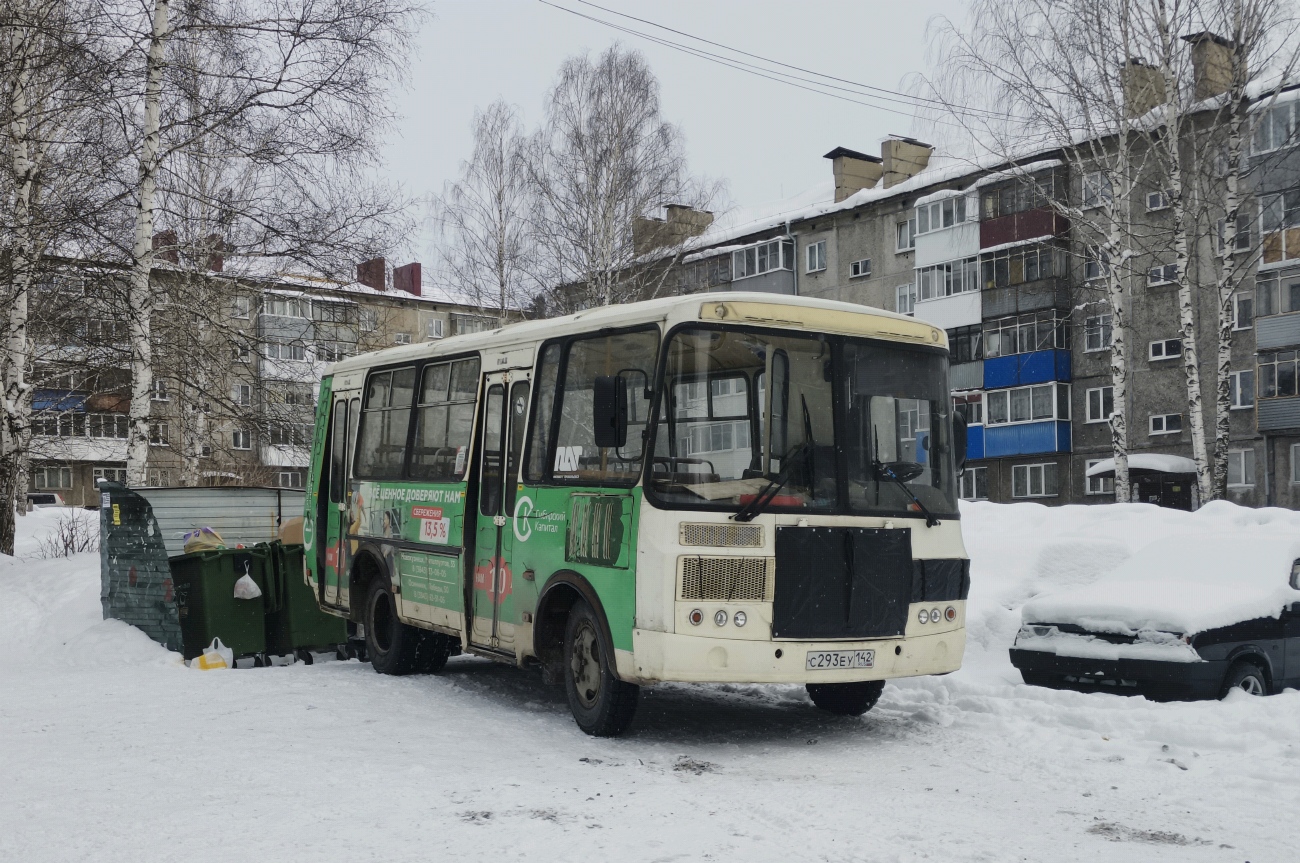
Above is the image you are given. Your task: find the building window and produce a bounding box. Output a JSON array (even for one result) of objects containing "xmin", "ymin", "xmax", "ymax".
[
  {"xmin": 93, "ymin": 467, "xmax": 128, "ymax": 485},
  {"xmin": 359, "ymin": 308, "xmax": 378, "ymax": 332},
  {"xmin": 88, "ymin": 414, "xmax": 129, "ymax": 439},
  {"xmin": 1258, "ymin": 350, "xmax": 1300, "ymax": 397},
  {"xmin": 312, "ymin": 301, "xmax": 352, "ymax": 324},
  {"xmin": 146, "ymin": 468, "xmax": 172, "ymax": 487},
  {"xmin": 1148, "ymin": 263, "xmax": 1178, "ymax": 286},
  {"xmin": 805, "ymin": 240, "xmax": 827, "ymax": 273},
  {"xmin": 262, "ymin": 295, "xmax": 307, "ymax": 318},
  {"xmin": 148, "ymin": 422, "xmax": 169, "ymax": 446},
  {"xmin": 1084, "ymin": 313, "xmax": 1113, "ymax": 352},
  {"xmin": 1252, "ymin": 101, "xmax": 1297, "ymax": 154},
  {"xmin": 1217, "ymin": 214, "xmax": 1253, "ymax": 255},
  {"xmin": 986, "ymin": 383, "xmax": 1070, "ymax": 426},
  {"xmin": 426, "ymin": 318, "xmax": 446, "ymax": 339},
  {"xmin": 981, "ymin": 172, "xmax": 1057, "ymax": 219},
  {"xmin": 895, "ymin": 283, "xmax": 916, "ymax": 316},
  {"xmin": 981, "ymin": 244, "xmax": 1058, "ymax": 290},
  {"xmin": 1230, "ymin": 370, "xmax": 1255, "ymax": 409},
  {"xmin": 1290, "ymin": 443, "xmax": 1300, "ymax": 482},
  {"xmin": 232, "ymin": 429, "xmax": 252, "ymax": 450},
  {"xmin": 393, "ymin": 332, "xmax": 412, "ymax": 345},
  {"xmin": 1149, "ymin": 338, "xmax": 1183, "ymax": 361},
  {"xmin": 982, "ymin": 310, "xmax": 1067, "ymax": 358},
  {"xmin": 919, "ymin": 257, "xmax": 979, "ymax": 300},
  {"xmin": 1085, "ymin": 459, "xmax": 1115, "ymax": 495},
  {"xmin": 849, "ymin": 259, "xmax": 871, "ymax": 279},
  {"xmin": 1085, "ymin": 386, "xmax": 1114, "ymax": 423},
  {"xmin": 232, "ymin": 341, "xmax": 250, "ymax": 363},
  {"xmin": 1012, "ymin": 462, "xmax": 1058, "ymax": 498},
  {"xmin": 1149, "ymin": 413, "xmax": 1183, "ymax": 435},
  {"xmin": 268, "ymin": 423, "xmax": 310, "ymax": 447},
  {"xmin": 150, "ymin": 378, "xmax": 170, "ymax": 401},
  {"xmin": 452, "ymin": 314, "xmax": 495, "ymax": 335},
  {"xmin": 916, "ymin": 195, "xmax": 968, "ymax": 235},
  {"xmin": 896, "ymin": 217, "xmax": 917, "ymax": 252},
  {"xmin": 958, "ymin": 465, "xmax": 988, "ymax": 501},
  {"xmin": 278, "ymin": 470, "xmax": 304, "ymax": 489},
  {"xmin": 953, "ymin": 392, "xmax": 983, "ymax": 425},
  {"xmin": 947, "ymin": 325, "xmax": 983, "ymax": 364},
  {"xmin": 234, "ymin": 384, "xmax": 252, "ymax": 407},
  {"xmin": 1146, "ymin": 190, "xmax": 1170, "ymax": 211},
  {"xmin": 263, "ymin": 340, "xmax": 306, "ymax": 361},
  {"xmin": 1259, "ymin": 189, "xmax": 1300, "ymax": 263},
  {"xmin": 34, "ymin": 466, "xmax": 73, "ymax": 489},
  {"xmin": 1084, "ymin": 246, "xmax": 1110, "ymax": 281},
  {"xmin": 1082, "ymin": 171, "xmax": 1112, "ymax": 210},
  {"xmin": 231, "ymin": 296, "xmax": 250, "ymax": 319},
  {"xmin": 1233, "ymin": 292, "xmax": 1254, "ymax": 330},
  {"xmin": 1228, "ymin": 448, "xmax": 1256, "ymax": 486},
  {"xmin": 732, "ymin": 239, "xmax": 794, "ymax": 279},
  {"xmin": 1254, "ymin": 275, "xmax": 1300, "ymax": 317},
  {"xmin": 316, "ymin": 341, "xmax": 350, "ymax": 362}
]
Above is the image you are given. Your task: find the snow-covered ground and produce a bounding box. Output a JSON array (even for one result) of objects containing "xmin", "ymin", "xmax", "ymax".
[{"xmin": 2, "ymin": 502, "xmax": 1298, "ymax": 862}]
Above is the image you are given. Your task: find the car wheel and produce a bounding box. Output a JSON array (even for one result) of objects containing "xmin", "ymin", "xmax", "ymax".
[
  {"xmin": 365, "ymin": 578, "xmax": 447, "ymax": 676},
  {"xmin": 1220, "ymin": 661, "xmax": 1268, "ymax": 698},
  {"xmin": 563, "ymin": 599, "xmax": 639, "ymax": 737},
  {"xmin": 806, "ymin": 680, "xmax": 886, "ymax": 716}
]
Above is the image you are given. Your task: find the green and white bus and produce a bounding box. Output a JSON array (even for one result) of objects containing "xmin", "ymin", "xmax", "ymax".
[{"xmin": 303, "ymin": 292, "xmax": 970, "ymax": 736}]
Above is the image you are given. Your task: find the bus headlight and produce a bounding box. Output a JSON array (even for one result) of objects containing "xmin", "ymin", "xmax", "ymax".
[
  {"xmin": 917, "ymin": 608, "xmax": 929, "ymax": 625},
  {"xmin": 733, "ymin": 611, "xmax": 747, "ymax": 627},
  {"xmin": 928, "ymin": 608, "xmax": 942, "ymax": 624},
  {"xmin": 714, "ymin": 609, "xmax": 728, "ymax": 626},
  {"xmin": 689, "ymin": 609, "xmax": 703, "ymax": 626}
]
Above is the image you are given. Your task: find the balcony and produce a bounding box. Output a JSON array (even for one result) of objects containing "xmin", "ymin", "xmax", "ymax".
[
  {"xmin": 1257, "ymin": 311, "xmax": 1300, "ymax": 350},
  {"xmin": 1258, "ymin": 397, "xmax": 1300, "ymax": 431},
  {"xmin": 982, "ymin": 276, "xmax": 1070, "ymax": 318},
  {"xmin": 983, "ymin": 349, "xmax": 1071, "ymax": 389},
  {"xmin": 980, "ymin": 208, "xmax": 1067, "ymax": 248},
  {"xmin": 965, "ymin": 424, "xmax": 985, "ymax": 460},
  {"xmin": 983, "ymin": 420, "xmax": 1071, "ymax": 458},
  {"xmin": 950, "ymin": 361, "xmax": 984, "ymax": 391}
]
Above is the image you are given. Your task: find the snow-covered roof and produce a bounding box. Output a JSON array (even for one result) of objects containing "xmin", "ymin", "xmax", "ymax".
[
  {"xmin": 1021, "ymin": 532, "xmax": 1300, "ymax": 635},
  {"xmin": 1086, "ymin": 454, "xmax": 1198, "ymax": 476},
  {"xmin": 980, "ymin": 234, "xmax": 1059, "ymax": 255},
  {"xmin": 971, "ymin": 159, "xmax": 1064, "ymax": 189}
]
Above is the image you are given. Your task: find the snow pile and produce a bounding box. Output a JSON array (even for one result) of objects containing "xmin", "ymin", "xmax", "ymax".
[{"xmin": 1021, "ymin": 534, "xmax": 1300, "ymax": 635}]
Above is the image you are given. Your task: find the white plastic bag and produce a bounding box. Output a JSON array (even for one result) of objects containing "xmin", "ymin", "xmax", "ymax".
[
  {"xmin": 233, "ymin": 574, "xmax": 262, "ymax": 600},
  {"xmin": 192, "ymin": 638, "xmax": 234, "ymax": 670}
]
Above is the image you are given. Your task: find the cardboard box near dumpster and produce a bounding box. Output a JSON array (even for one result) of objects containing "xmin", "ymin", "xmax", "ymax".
[{"xmin": 98, "ymin": 484, "xmax": 346, "ymax": 665}]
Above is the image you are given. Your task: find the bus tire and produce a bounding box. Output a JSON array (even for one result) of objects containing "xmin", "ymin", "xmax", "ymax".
[
  {"xmin": 563, "ymin": 599, "xmax": 638, "ymax": 737},
  {"xmin": 806, "ymin": 680, "xmax": 885, "ymax": 716},
  {"xmin": 365, "ymin": 578, "xmax": 435, "ymax": 676}
]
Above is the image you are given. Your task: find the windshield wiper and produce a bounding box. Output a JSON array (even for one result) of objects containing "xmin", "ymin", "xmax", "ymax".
[
  {"xmin": 873, "ymin": 459, "xmax": 939, "ymax": 528},
  {"xmin": 732, "ymin": 442, "xmax": 808, "ymax": 523}
]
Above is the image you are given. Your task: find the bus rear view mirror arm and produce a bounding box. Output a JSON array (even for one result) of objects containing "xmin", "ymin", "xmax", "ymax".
[{"xmin": 593, "ymin": 374, "xmax": 628, "ymax": 449}]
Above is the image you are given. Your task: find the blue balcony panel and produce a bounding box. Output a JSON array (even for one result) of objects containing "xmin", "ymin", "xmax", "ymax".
[
  {"xmin": 983, "ymin": 349, "xmax": 1071, "ymax": 389},
  {"xmin": 983, "ymin": 420, "xmax": 1071, "ymax": 458},
  {"xmin": 966, "ymin": 424, "xmax": 985, "ymax": 460}
]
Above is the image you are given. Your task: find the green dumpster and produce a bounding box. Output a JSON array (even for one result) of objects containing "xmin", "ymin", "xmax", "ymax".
[
  {"xmin": 262, "ymin": 542, "xmax": 347, "ymax": 660},
  {"xmin": 170, "ymin": 546, "xmax": 275, "ymax": 661}
]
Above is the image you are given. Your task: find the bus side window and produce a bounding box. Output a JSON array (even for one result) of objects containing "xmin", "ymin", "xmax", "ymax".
[
  {"xmin": 480, "ymin": 385, "xmax": 505, "ymax": 516},
  {"xmin": 504, "ymin": 380, "xmax": 530, "ymax": 515},
  {"xmin": 354, "ymin": 367, "xmax": 416, "ymax": 479},
  {"xmin": 329, "ymin": 401, "xmax": 347, "ymax": 503},
  {"xmin": 525, "ymin": 343, "xmax": 562, "ymax": 482},
  {"xmin": 411, "ymin": 356, "xmax": 480, "ymax": 481}
]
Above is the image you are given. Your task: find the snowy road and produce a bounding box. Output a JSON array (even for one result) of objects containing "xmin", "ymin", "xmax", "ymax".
[{"xmin": 3, "ymin": 503, "xmax": 1298, "ymax": 862}]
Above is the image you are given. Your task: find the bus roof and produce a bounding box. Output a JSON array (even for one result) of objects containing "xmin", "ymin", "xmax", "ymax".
[{"xmin": 326, "ymin": 291, "xmax": 946, "ymax": 376}]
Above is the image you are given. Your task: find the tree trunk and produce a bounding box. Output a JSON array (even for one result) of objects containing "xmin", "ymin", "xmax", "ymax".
[{"xmin": 126, "ymin": 0, "xmax": 170, "ymax": 487}]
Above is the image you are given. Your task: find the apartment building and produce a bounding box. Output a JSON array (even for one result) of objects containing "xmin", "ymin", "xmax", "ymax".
[
  {"xmin": 29, "ymin": 254, "xmax": 507, "ymax": 506},
  {"xmin": 654, "ymin": 50, "xmax": 1296, "ymax": 509}
]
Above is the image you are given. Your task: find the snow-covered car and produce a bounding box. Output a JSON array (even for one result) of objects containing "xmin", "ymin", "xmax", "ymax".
[
  {"xmin": 26, "ymin": 492, "xmax": 65, "ymax": 508},
  {"xmin": 1009, "ymin": 535, "xmax": 1300, "ymax": 700}
]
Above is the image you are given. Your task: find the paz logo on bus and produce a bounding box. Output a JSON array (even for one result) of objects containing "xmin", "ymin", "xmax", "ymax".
[
  {"xmin": 554, "ymin": 446, "xmax": 583, "ymax": 472},
  {"xmin": 412, "ymin": 506, "xmax": 449, "ymax": 545}
]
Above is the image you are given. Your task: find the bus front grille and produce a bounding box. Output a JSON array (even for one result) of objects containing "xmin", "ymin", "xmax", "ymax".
[
  {"xmin": 679, "ymin": 522, "xmax": 763, "ymax": 548},
  {"xmin": 679, "ymin": 556, "xmax": 774, "ymax": 601}
]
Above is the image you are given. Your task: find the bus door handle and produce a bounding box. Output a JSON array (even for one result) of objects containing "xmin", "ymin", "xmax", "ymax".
[
  {"xmin": 493, "ymin": 515, "xmax": 506, "ymax": 527},
  {"xmin": 337, "ymin": 502, "xmax": 347, "ymax": 513}
]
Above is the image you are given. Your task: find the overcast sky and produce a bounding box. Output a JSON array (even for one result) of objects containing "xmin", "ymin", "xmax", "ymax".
[{"xmin": 386, "ymin": 0, "xmax": 970, "ymax": 260}]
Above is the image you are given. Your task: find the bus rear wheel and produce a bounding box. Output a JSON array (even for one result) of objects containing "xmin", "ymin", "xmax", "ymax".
[
  {"xmin": 806, "ymin": 680, "xmax": 885, "ymax": 716},
  {"xmin": 365, "ymin": 578, "xmax": 454, "ymax": 675},
  {"xmin": 563, "ymin": 599, "xmax": 638, "ymax": 737}
]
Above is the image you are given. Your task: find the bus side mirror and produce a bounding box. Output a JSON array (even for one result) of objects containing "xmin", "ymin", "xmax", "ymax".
[
  {"xmin": 593, "ymin": 374, "xmax": 628, "ymax": 449},
  {"xmin": 953, "ymin": 414, "xmax": 968, "ymax": 471}
]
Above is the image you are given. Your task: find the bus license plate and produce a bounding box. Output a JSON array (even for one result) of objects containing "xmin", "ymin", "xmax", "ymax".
[{"xmin": 805, "ymin": 649, "xmax": 875, "ymax": 670}]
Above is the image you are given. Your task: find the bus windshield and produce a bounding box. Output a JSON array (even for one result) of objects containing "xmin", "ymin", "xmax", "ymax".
[{"xmin": 647, "ymin": 326, "xmax": 957, "ymax": 518}]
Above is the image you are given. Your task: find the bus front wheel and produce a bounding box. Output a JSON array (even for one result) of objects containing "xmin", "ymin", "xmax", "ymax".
[
  {"xmin": 563, "ymin": 599, "xmax": 639, "ymax": 737},
  {"xmin": 806, "ymin": 680, "xmax": 885, "ymax": 716},
  {"xmin": 365, "ymin": 578, "xmax": 454, "ymax": 675}
]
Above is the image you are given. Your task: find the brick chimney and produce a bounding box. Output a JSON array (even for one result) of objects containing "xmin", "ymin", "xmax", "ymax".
[
  {"xmin": 152, "ymin": 230, "xmax": 179, "ymax": 264},
  {"xmin": 393, "ymin": 262, "xmax": 421, "ymax": 297},
  {"xmin": 1121, "ymin": 58, "xmax": 1166, "ymax": 118},
  {"xmin": 880, "ymin": 137, "xmax": 933, "ymax": 189},
  {"xmin": 357, "ymin": 257, "xmax": 386, "ymax": 291},
  {"xmin": 1182, "ymin": 32, "xmax": 1234, "ymax": 100},
  {"xmin": 204, "ymin": 234, "xmax": 224, "ymax": 272},
  {"xmin": 632, "ymin": 205, "xmax": 714, "ymax": 254},
  {"xmin": 824, "ymin": 147, "xmax": 883, "ymax": 202}
]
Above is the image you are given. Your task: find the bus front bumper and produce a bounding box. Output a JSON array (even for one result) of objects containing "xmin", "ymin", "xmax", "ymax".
[{"xmin": 627, "ymin": 627, "xmax": 966, "ymax": 685}]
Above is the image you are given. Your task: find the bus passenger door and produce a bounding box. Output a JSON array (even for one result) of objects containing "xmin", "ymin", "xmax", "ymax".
[
  {"xmin": 322, "ymin": 396, "xmax": 358, "ymax": 610},
  {"xmin": 471, "ymin": 371, "xmax": 530, "ymax": 652}
]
